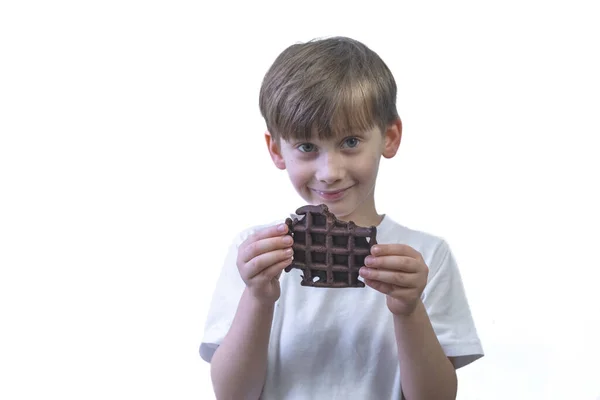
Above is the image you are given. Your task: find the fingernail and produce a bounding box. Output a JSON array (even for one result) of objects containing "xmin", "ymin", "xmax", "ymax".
[
  {"xmin": 278, "ymin": 224, "xmax": 286, "ymax": 232},
  {"xmin": 365, "ymin": 256, "xmax": 374, "ymax": 265},
  {"xmin": 283, "ymin": 236, "xmax": 293, "ymax": 245},
  {"xmin": 285, "ymin": 248, "xmax": 293, "ymax": 256},
  {"xmin": 371, "ymin": 246, "xmax": 379, "ymax": 255},
  {"xmin": 360, "ymin": 267, "xmax": 369, "ymax": 277}
]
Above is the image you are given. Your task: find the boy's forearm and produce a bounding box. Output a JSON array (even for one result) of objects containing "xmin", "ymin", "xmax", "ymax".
[
  {"xmin": 210, "ymin": 288, "xmax": 275, "ymax": 400},
  {"xmin": 394, "ymin": 300, "xmax": 457, "ymax": 400}
]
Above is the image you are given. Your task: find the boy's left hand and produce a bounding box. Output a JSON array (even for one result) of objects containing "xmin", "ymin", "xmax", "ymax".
[{"xmin": 359, "ymin": 244, "xmax": 428, "ymax": 316}]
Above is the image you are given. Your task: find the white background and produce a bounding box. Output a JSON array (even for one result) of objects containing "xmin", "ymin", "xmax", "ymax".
[{"xmin": 1, "ymin": 1, "xmax": 599, "ymax": 399}]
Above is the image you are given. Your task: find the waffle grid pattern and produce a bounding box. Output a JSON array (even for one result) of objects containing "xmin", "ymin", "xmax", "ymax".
[{"xmin": 285, "ymin": 204, "xmax": 377, "ymax": 288}]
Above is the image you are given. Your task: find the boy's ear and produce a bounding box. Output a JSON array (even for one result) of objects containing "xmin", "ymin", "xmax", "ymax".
[
  {"xmin": 265, "ymin": 131, "xmax": 286, "ymax": 170},
  {"xmin": 382, "ymin": 118, "xmax": 402, "ymax": 159}
]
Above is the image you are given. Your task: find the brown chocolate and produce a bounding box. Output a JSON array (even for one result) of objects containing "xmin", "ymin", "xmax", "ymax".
[{"xmin": 284, "ymin": 204, "xmax": 377, "ymax": 288}]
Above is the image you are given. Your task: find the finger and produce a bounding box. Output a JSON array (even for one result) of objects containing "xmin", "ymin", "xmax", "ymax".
[
  {"xmin": 370, "ymin": 244, "xmax": 422, "ymax": 260},
  {"xmin": 364, "ymin": 279, "xmax": 413, "ymax": 300},
  {"xmin": 242, "ymin": 223, "xmax": 289, "ymax": 248},
  {"xmin": 259, "ymin": 257, "xmax": 293, "ymax": 280},
  {"xmin": 363, "ymin": 278, "xmax": 395, "ymax": 295},
  {"xmin": 245, "ymin": 247, "xmax": 294, "ymax": 279},
  {"xmin": 364, "ymin": 255, "xmax": 420, "ymax": 273},
  {"xmin": 359, "ymin": 267, "xmax": 416, "ymax": 288},
  {"xmin": 241, "ymin": 230, "xmax": 293, "ymax": 263}
]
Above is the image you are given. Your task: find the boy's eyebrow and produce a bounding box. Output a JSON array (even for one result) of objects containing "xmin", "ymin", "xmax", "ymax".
[
  {"xmin": 291, "ymin": 139, "xmax": 317, "ymax": 147},
  {"xmin": 285, "ymin": 125, "xmax": 375, "ymax": 145},
  {"xmin": 287, "ymin": 133, "xmax": 366, "ymax": 147},
  {"xmin": 335, "ymin": 130, "xmax": 370, "ymax": 140}
]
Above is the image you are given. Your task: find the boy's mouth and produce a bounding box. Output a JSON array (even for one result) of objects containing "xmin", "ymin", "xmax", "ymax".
[{"xmin": 310, "ymin": 186, "xmax": 352, "ymax": 201}]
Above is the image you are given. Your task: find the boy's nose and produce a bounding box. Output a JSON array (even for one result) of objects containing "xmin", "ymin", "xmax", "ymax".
[{"xmin": 315, "ymin": 153, "xmax": 345, "ymax": 184}]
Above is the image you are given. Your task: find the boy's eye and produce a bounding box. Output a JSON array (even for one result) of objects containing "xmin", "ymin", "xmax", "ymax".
[
  {"xmin": 343, "ymin": 137, "xmax": 360, "ymax": 148},
  {"xmin": 298, "ymin": 143, "xmax": 316, "ymax": 153}
]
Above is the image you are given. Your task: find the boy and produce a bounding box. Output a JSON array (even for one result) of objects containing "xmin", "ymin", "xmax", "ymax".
[{"xmin": 200, "ymin": 36, "xmax": 483, "ymax": 399}]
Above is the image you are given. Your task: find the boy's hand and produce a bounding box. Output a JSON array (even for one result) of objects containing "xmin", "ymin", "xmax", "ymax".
[
  {"xmin": 236, "ymin": 223, "xmax": 294, "ymax": 304},
  {"xmin": 359, "ymin": 244, "xmax": 428, "ymax": 316}
]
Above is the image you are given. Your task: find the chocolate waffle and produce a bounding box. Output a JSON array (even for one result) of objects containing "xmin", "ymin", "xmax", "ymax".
[{"xmin": 284, "ymin": 204, "xmax": 377, "ymax": 288}]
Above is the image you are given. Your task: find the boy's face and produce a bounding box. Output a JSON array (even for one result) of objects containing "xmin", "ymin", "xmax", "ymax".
[{"xmin": 266, "ymin": 120, "xmax": 401, "ymax": 226}]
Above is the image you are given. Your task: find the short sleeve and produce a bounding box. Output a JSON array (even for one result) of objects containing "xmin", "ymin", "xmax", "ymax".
[
  {"xmin": 199, "ymin": 230, "xmax": 248, "ymax": 363},
  {"xmin": 422, "ymin": 240, "xmax": 484, "ymax": 369}
]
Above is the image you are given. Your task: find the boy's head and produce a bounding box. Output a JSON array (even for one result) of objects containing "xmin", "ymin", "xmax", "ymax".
[
  {"xmin": 259, "ymin": 36, "xmax": 399, "ymax": 143},
  {"xmin": 260, "ymin": 37, "xmax": 402, "ymax": 225}
]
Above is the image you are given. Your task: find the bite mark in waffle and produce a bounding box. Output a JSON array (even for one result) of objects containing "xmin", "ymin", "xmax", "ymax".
[{"xmin": 284, "ymin": 204, "xmax": 377, "ymax": 288}]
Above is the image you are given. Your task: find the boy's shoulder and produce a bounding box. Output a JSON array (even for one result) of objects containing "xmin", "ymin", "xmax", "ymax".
[
  {"xmin": 234, "ymin": 214, "xmax": 448, "ymax": 249},
  {"xmin": 378, "ymin": 215, "xmax": 447, "ymax": 252},
  {"xmin": 230, "ymin": 211, "xmax": 452, "ymax": 262},
  {"xmin": 378, "ymin": 216, "xmax": 459, "ymax": 279},
  {"xmin": 231, "ymin": 209, "xmax": 311, "ymax": 244},
  {"xmin": 230, "ymin": 217, "xmax": 288, "ymax": 245}
]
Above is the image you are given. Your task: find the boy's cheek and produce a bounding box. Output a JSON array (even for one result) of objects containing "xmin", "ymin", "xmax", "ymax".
[{"xmin": 287, "ymin": 169, "xmax": 311, "ymax": 187}]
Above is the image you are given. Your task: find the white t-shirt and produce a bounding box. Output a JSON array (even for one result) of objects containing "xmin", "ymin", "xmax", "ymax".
[{"xmin": 200, "ymin": 213, "xmax": 484, "ymax": 399}]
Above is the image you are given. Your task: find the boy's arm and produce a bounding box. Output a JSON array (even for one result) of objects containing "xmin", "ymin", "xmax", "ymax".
[
  {"xmin": 394, "ymin": 299, "xmax": 457, "ymax": 400},
  {"xmin": 210, "ymin": 288, "xmax": 275, "ymax": 400},
  {"xmin": 209, "ymin": 223, "xmax": 293, "ymax": 400},
  {"xmin": 360, "ymin": 242, "xmax": 470, "ymax": 400}
]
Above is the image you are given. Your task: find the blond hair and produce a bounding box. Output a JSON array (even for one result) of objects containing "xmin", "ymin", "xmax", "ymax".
[{"xmin": 259, "ymin": 36, "xmax": 399, "ymax": 142}]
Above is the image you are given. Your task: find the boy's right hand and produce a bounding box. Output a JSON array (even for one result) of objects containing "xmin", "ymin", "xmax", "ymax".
[{"xmin": 236, "ymin": 223, "xmax": 294, "ymax": 304}]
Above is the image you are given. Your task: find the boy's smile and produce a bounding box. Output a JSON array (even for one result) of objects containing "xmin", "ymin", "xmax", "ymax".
[
  {"xmin": 266, "ymin": 120, "xmax": 402, "ymax": 227},
  {"xmin": 309, "ymin": 186, "xmax": 354, "ymax": 202}
]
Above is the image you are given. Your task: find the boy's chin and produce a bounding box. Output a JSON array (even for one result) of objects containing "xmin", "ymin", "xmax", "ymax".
[
  {"xmin": 310, "ymin": 201, "xmax": 352, "ymax": 219},
  {"xmin": 297, "ymin": 193, "xmax": 354, "ymax": 218}
]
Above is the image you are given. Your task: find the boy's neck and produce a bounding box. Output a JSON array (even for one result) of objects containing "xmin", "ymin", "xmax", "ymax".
[
  {"xmin": 335, "ymin": 197, "xmax": 384, "ymax": 228},
  {"xmin": 339, "ymin": 212, "xmax": 384, "ymax": 228}
]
